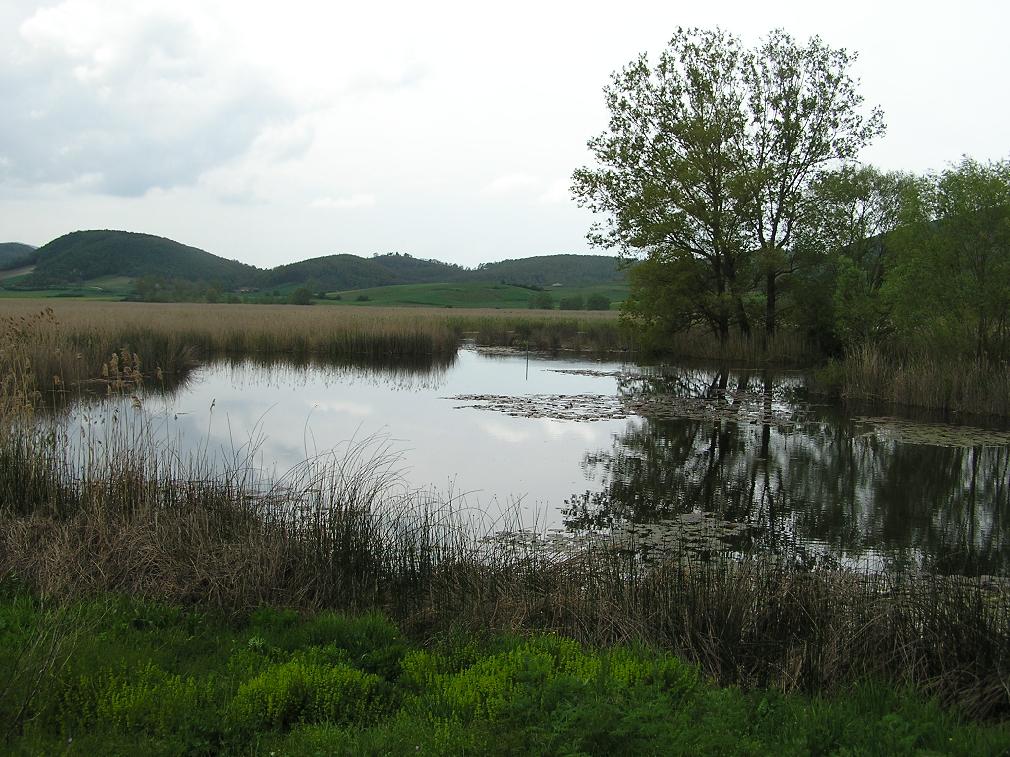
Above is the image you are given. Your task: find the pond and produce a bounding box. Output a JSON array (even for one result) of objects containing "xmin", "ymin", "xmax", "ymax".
[{"xmin": 60, "ymin": 347, "xmax": 1010, "ymax": 576}]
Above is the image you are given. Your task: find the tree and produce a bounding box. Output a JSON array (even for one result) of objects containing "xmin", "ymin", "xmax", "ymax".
[
  {"xmin": 883, "ymin": 157, "xmax": 1010, "ymax": 358},
  {"xmin": 573, "ymin": 27, "xmax": 884, "ymax": 343},
  {"xmin": 528, "ymin": 291, "xmax": 554, "ymax": 309},
  {"xmin": 288, "ymin": 287, "xmax": 313, "ymax": 305},
  {"xmin": 739, "ymin": 30, "xmax": 885, "ymax": 335},
  {"xmin": 792, "ymin": 165, "xmax": 915, "ymax": 349},
  {"xmin": 559, "ymin": 294, "xmax": 585, "ymax": 310}
]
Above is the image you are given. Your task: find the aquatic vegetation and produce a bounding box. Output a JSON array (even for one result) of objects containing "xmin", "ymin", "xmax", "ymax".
[
  {"xmin": 821, "ymin": 343, "xmax": 1010, "ymax": 418},
  {"xmin": 855, "ymin": 416, "xmax": 1010, "ymax": 448},
  {"xmin": 448, "ymin": 389, "xmax": 807, "ymax": 426}
]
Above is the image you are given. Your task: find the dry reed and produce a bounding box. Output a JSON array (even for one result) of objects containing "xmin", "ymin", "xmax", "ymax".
[{"xmin": 824, "ymin": 343, "xmax": 1010, "ymax": 418}]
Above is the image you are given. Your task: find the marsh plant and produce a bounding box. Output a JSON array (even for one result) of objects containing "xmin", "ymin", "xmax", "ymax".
[{"xmin": 0, "ymin": 308, "xmax": 1008, "ymax": 725}]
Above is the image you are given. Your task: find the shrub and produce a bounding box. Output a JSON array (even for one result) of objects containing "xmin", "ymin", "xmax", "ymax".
[
  {"xmin": 227, "ymin": 660, "xmax": 387, "ymax": 732},
  {"xmin": 559, "ymin": 294, "xmax": 585, "ymax": 310},
  {"xmin": 528, "ymin": 291, "xmax": 554, "ymax": 309},
  {"xmin": 586, "ymin": 293, "xmax": 611, "ymax": 310},
  {"xmin": 288, "ymin": 287, "xmax": 313, "ymax": 305}
]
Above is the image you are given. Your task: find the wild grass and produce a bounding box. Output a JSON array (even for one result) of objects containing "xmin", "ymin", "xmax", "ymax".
[
  {"xmin": 629, "ymin": 323, "xmax": 818, "ymax": 365},
  {"xmin": 1, "ymin": 308, "xmax": 1008, "ymax": 729},
  {"xmin": 818, "ymin": 343, "xmax": 1010, "ymax": 418},
  {"xmin": 4, "ymin": 593, "xmax": 1007, "ymax": 754},
  {"xmin": 0, "ymin": 298, "xmax": 630, "ymax": 365},
  {"xmin": 1, "ymin": 418, "xmax": 1008, "ymax": 721}
]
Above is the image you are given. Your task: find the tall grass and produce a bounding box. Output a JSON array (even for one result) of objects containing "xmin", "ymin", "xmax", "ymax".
[
  {"xmin": 1, "ymin": 309, "xmax": 1008, "ymax": 719},
  {"xmin": 820, "ymin": 343, "xmax": 1010, "ymax": 418},
  {"xmin": 0, "ymin": 300, "xmax": 628, "ymax": 371},
  {"xmin": 637, "ymin": 325, "xmax": 817, "ymax": 365}
]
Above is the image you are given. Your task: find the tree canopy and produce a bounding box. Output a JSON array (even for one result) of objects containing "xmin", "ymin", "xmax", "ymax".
[{"xmin": 573, "ymin": 27, "xmax": 885, "ymax": 342}]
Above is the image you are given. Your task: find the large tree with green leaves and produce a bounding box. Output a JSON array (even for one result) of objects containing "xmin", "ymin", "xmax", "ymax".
[
  {"xmin": 791, "ymin": 165, "xmax": 916, "ymax": 349},
  {"xmin": 884, "ymin": 157, "xmax": 1010, "ymax": 358},
  {"xmin": 573, "ymin": 27, "xmax": 884, "ymax": 343}
]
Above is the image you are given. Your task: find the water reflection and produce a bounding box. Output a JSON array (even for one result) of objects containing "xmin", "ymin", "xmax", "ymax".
[
  {"xmin": 42, "ymin": 352, "xmax": 1010, "ymax": 574},
  {"xmin": 570, "ymin": 366, "xmax": 1010, "ymax": 575}
]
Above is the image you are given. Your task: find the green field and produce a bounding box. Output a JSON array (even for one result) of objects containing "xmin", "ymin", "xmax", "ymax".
[
  {"xmin": 0, "ymin": 278, "xmax": 630, "ymax": 310},
  {"xmin": 324, "ymin": 281, "xmax": 629, "ymax": 309}
]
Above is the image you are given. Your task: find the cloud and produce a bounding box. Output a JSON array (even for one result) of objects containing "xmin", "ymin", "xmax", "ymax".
[
  {"xmin": 538, "ymin": 178, "xmax": 572, "ymax": 205},
  {"xmin": 479, "ymin": 421, "xmax": 531, "ymax": 445},
  {"xmin": 309, "ymin": 399, "xmax": 373, "ymax": 417},
  {"xmin": 0, "ymin": 1, "xmax": 299, "ymax": 196},
  {"xmin": 311, "ymin": 193, "xmax": 377, "ymax": 210},
  {"xmin": 480, "ymin": 172, "xmax": 539, "ymax": 196}
]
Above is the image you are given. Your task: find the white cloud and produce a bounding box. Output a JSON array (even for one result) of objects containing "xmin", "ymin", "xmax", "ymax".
[
  {"xmin": 480, "ymin": 172, "xmax": 539, "ymax": 196},
  {"xmin": 311, "ymin": 193, "xmax": 377, "ymax": 210},
  {"xmin": 538, "ymin": 178, "xmax": 572, "ymax": 205},
  {"xmin": 479, "ymin": 421, "xmax": 531, "ymax": 445},
  {"xmin": 310, "ymin": 400, "xmax": 373, "ymax": 417},
  {"xmin": 0, "ymin": 1, "xmax": 322, "ymax": 196}
]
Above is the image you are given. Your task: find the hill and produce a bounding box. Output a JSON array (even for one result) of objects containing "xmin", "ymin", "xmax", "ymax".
[
  {"xmin": 469, "ymin": 254, "xmax": 625, "ymax": 287},
  {"xmin": 262, "ymin": 253, "xmax": 466, "ymax": 292},
  {"xmin": 2, "ymin": 230, "xmax": 627, "ymax": 301},
  {"xmin": 0, "ymin": 243, "xmax": 38, "ymax": 269},
  {"xmin": 23, "ymin": 231, "xmax": 260, "ymax": 288}
]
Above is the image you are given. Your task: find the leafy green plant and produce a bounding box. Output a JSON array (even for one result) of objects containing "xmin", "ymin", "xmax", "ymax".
[{"xmin": 227, "ymin": 659, "xmax": 387, "ymax": 732}]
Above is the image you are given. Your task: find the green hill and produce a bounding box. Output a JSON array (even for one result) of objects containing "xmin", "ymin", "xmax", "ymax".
[
  {"xmin": 2, "ymin": 230, "xmax": 627, "ymax": 302},
  {"xmin": 469, "ymin": 254, "xmax": 625, "ymax": 287},
  {"xmin": 24, "ymin": 231, "xmax": 259, "ymax": 288},
  {"xmin": 261, "ymin": 253, "xmax": 465, "ymax": 291},
  {"xmin": 0, "ymin": 243, "xmax": 37, "ymax": 270}
]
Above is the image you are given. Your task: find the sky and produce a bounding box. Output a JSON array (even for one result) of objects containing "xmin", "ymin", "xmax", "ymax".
[{"xmin": 0, "ymin": 0, "xmax": 1008, "ymax": 268}]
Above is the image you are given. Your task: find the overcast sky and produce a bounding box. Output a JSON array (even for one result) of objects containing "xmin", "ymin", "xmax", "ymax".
[{"xmin": 1, "ymin": 0, "xmax": 1007, "ymax": 268}]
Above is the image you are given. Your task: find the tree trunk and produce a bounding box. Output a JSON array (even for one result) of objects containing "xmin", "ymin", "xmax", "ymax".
[
  {"xmin": 736, "ymin": 297, "xmax": 751, "ymax": 338},
  {"xmin": 765, "ymin": 271, "xmax": 777, "ymax": 337}
]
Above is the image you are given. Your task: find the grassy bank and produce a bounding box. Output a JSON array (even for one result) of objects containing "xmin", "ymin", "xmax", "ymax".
[
  {"xmin": 1, "ymin": 413, "xmax": 1008, "ymax": 722},
  {"xmin": 2, "ymin": 591, "xmax": 1008, "ymax": 755},
  {"xmin": 816, "ymin": 344, "xmax": 1010, "ymax": 418}
]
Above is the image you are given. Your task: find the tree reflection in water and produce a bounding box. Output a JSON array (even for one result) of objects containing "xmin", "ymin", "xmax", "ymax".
[{"xmin": 566, "ymin": 366, "xmax": 1010, "ymax": 575}]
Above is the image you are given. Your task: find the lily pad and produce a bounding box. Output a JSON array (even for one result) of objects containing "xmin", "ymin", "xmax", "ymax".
[{"xmin": 854, "ymin": 416, "xmax": 1010, "ymax": 447}]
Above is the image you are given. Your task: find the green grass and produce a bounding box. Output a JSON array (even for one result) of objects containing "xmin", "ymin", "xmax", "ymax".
[
  {"xmin": 2, "ymin": 591, "xmax": 1007, "ymax": 756},
  {"xmin": 323, "ymin": 281, "xmax": 628, "ymax": 310}
]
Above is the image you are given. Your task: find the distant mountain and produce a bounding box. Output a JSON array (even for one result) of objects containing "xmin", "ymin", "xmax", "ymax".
[
  {"xmin": 25, "ymin": 230, "xmax": 259, "ymax": 288},
  {"xmin": 10, "ymin": 229, "xmax": 626, "ymax": 294},
  {"xmin": 263, "ymin": 253, "xmax": 466, "ymax": 292},
  {"xmin": 0, "ymin": 242, "xmax": 38, "ymax": 269},
  {"xmin": 469, "ymin": 254, "xmax": 625, "ymax": 287}
]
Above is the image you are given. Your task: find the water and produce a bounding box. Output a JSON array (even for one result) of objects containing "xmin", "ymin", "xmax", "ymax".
[{"xmin": 60, "ymin": 348, "xmax": 1010, "ymax": 575}]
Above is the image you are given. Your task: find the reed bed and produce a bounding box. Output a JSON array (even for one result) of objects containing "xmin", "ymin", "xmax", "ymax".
[
  {"xmin": 1, "ymin": 308, "xmax": 1008, "ymax": 720},
  {"xmin": 821, "ymin": 343, "xmax": 1010, "ymax": 418},
  {"xmin": 0, "ymin": 300, "xmax": 630, "ymax": 393},
  {"xmin": 657, "ymin": 327, "xmax": 818, "ymax": 365}
]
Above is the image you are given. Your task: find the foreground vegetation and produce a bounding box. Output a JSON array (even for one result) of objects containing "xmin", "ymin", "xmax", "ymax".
[
  {"xmin": 3, "ymin": 591, "xmax": 1008, "ymax": 755},
  {"xmin": 0, "ymin": 306, "xmax": 1008, "ymax": 748}
]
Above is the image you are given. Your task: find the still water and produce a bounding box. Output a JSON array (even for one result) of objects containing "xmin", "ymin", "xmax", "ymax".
[{"xmin": 63, "ymin": 348, "xmax": 1010, "ymax": 575}]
